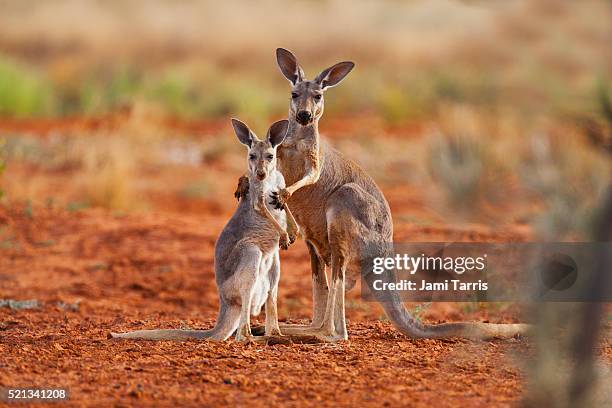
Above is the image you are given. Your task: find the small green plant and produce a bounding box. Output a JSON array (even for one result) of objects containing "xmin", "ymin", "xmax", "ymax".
[{"xmin": 410, "ymin": 302, "xmax": 432, "ymax": 323}]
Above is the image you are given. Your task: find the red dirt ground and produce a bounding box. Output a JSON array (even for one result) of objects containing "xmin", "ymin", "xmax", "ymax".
[
  {"xmin": 0, "ymin": 202, "xmax": 589, "ymax": 407},
  {"xmin": 0, "ymin": 116, "xmax": 609, "ymax": 406}
]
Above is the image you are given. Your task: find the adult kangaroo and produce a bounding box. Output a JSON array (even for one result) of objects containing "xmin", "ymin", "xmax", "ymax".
[{"xmin": 237, "ymin": 48, "xmax": 528, "ymax": 342}]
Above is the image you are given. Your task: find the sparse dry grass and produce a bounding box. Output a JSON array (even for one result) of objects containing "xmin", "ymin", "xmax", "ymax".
[
  {"xmin": 0, "ymin": 0, "xmax": 609, "ymax": 124},
  {"xmin": 0, "ymin": 0, "xmax": 609, "ymax": 232}
]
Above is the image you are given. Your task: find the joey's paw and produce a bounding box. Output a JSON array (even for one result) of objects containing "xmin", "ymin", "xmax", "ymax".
[
  {"xmin": 270, "ymin": 188, "xmax": 290, "ymax": 209},
  {"xmin": 288, "ymin": 230, "xmax": 298, "ymax": 244},
  {"xmin": 269, "ymin": 192, "xmax": 281, "ymax": 209},
  {"xmin": 234, "ymin": 176, "xmax": 250, "ymax": 201},
  {"xmin": 279, "ymin": 233, "xmax": 290, "ymax": 250}
]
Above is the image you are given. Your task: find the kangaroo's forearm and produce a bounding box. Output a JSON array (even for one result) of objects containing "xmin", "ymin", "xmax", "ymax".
[
  {"xmin": 255, "ymin": 198, "xmax": 286, "ymax": 234},
  {"xmin": 283, "ymin": 145, "xmax": 321, "ymax": 195},
  {"xmin": 286, "ymin": 163, "xmax": 321, "ymax": 195},
  {"xmin": 283, "ymin": 203, "xmax": 299, "ymax": 234}
]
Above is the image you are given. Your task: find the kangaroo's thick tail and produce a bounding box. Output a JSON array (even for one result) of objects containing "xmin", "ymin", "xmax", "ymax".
[
  {"xmin": 379, "ymin": 297, "xmax": 529, "ymax": 339},
  {"xmin": 364, "ymin": 242, "xmax": 530, "ymax": 340},
  {"xmin": 109, "ymin": 303, "xmax": 240, "ymax": 341}
]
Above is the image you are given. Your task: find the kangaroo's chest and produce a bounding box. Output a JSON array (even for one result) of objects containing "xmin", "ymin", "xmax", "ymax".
[
  {"xmin": 252, "ymin": 173, "xmax": 287, "ymax": 229},
  {"xmin": 278, "ymin": 143, "xmax": 310, "ymax": 186}
]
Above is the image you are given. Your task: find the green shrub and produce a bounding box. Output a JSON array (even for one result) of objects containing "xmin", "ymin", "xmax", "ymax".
[{"xmin": 0, "ymin": 58, "xmax": 55, "ymax": 117}]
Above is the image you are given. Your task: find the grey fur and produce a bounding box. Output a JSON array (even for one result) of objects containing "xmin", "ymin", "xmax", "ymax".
[
  {"xmin": 266, "ymin": 48, "xmax": 529, "ymax": 341},
  {"xmin": 110, "ymin": 120, "xmax": 298, "ymax": 341}
]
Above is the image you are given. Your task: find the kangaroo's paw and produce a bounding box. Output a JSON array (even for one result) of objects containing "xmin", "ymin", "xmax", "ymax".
[
  {"xmin": 279, "ymin": 232, "xmax": 291, "ymax": 250},
  {"xmin": 269, "ymin": 188, "xmax": 290, "ymax": 209},
  {"xmin": 234, "ymin": 176, "xmax": 249, "ymax": 201},
  {"xmin": 287, "ymin": 229, "xmax": 298, "ymax": 245}
]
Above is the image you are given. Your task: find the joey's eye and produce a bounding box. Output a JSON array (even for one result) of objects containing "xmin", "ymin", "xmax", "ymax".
[
  {"xmin": 249, "ymin": 154, "xmax": 256, "ymax": 160},
  {"xmin": 291, "ymin": 92, "xmax": 299, "ymax": 99},
  {"xmin": 266, "ymin": 154, "xmax": 274, "ymax": 160},
  {"xmin": 313, "ymin": 94, "xmax": 322, "ymax": 101}
]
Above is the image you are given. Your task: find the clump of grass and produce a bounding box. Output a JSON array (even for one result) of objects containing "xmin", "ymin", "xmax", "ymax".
[
  {"xmin": 79, "ymin": 135, "xmax": 136, "ymax": 210},
  {"xmin": 410, "ymin": 302, "xmax": 432, "ymax": 323},
  {"xmin": 377, "ymin": 86, "xmax": 425, "ymax": 124},
  {"xmin": 427, "ymin": 132, "xmax": 486, "ymax": 203}
]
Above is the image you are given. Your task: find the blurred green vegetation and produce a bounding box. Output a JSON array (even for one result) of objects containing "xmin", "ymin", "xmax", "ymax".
[
  {"xmin": 0, "ymin": 58, "xmax": 54, "ymax": 117},
  {"xmin": 0, "ymin": 54, "xmax": 608, "ymax": 127},
  {"xmin": 0, "ymin": 138, "xmax": 5, "ymax": 200}
]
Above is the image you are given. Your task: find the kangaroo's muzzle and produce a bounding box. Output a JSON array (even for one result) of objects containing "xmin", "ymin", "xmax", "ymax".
[{"xmin": 296, "ymin": 110, "xmax": 312, "ymax": 125}]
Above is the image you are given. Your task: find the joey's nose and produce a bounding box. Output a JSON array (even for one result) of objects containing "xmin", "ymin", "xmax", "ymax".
[
  {"xmin": 256, "ymin": 171, "xmax": 266, "ymax": 180},
  {"xmin": 296, "ymin": 110, "xmax": 312, "ymax": 125}
]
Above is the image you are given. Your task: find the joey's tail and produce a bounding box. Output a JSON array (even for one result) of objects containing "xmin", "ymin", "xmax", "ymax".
[
  {"xmin": 109, "ymin": 303, "xmax": 240, "ymax": 341},
  {"xmin": 364, "ymin": 243, "xmax": 530, "ymax": 340}
]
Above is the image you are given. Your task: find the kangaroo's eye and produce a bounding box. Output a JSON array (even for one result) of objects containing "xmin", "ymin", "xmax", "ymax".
[
  {"xmin": 313, "ymin": 94, "xmax": 322, "ymax": 101},
  {"xmin": 266, "ymin": 154, "xmax": 274, "ymax": 160},
  {"xmin": 291, "ymin": 92, "xmax": 299, "ymax": 99},
  {"xmin": 249, "ymin": 154, "xmax": 256, "ymax": 160}
]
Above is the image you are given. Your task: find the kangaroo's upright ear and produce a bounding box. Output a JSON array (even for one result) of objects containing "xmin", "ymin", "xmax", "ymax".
[
  {"xmin": 267, "ymin": 119, "xmax": 289, "ymax": 148},
  {"xmin": 315, "ymin": 61, "xmax": 355, "ymax": 90},
  {"xmin": 276, "ymin": 48, "xmax": 305, "ymax": 85},
  {"xmin": 231, "ymin": 118, "xmax": 254, "ymax": 147}
]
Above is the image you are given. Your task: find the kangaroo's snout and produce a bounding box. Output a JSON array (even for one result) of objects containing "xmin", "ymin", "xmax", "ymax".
[
  {"xmin": 256, "ymin": 170, "xmax": 266, "ymax": 180},
  {"xmin": 296, "ymin": 110, "xmax": 312, "ymax": 125}
]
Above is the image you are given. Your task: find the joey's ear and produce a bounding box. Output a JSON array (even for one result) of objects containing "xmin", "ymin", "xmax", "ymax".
[
  {"xmin": 267, "ymin": 119, "xmax": 289, "ymax": 148},
  {"xmin": 231, "ymin": 118, "xmax": 253, "ymax": 147},
  {"xmin": 276, "ymin": 48, "xmax": 305, "ymax": 85},
  {"xmin": 314, "ymin": 61, "xmax": 355, "ymax": 90}
]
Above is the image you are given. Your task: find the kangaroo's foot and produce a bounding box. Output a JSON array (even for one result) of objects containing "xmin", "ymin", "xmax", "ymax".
[
  {"xmin": 235, "ymin": 334, "xmax": 323, "ymax": 345},
  {"xmin": 252, "ymin": 322, "xmax": 310, "ymax": 336},
  {"xmin": 253, "ymin": 322, "xmax": 319, "ymax": 335},
  {"xmin": 281, "ymin": 324, "xmax": 347, "ymax": 342},
  {"xmin": 250, "ymin": 324, "xmax": 341, "ymax": 343}
]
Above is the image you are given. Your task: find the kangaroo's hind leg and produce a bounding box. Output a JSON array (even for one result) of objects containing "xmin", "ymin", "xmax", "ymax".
[
  {"xmin": 274, "ymin": 241, "xmax": 329, "ymax": 335},
  {"xmin": 264, "ymin": 251, "xmax": 282, "ymax": 336},
  {"xmin": 229, "ymin": 245, "xmax": 262, "ymax": 342},
  {"xmin": 285, "ymin": 183, "xmax": 380, "ymax": 342}
]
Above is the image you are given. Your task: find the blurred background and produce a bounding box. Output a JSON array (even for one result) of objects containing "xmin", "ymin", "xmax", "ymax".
[{"xmin": 0, "ymin": 0, "xmax": 609, "ymax": 238}]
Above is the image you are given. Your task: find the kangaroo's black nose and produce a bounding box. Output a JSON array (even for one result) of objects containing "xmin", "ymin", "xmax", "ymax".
[{"xmin": 296, "ymin": 110, "xmax": 312, "ymax": 124}]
